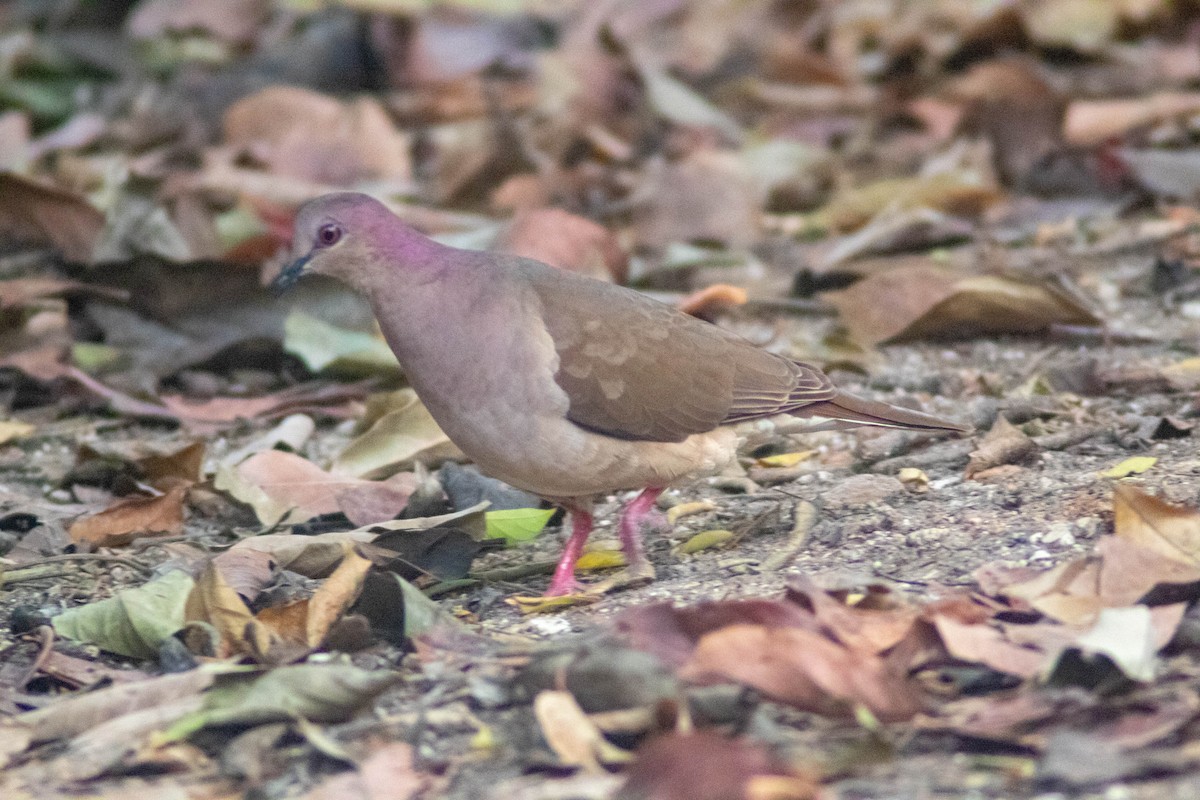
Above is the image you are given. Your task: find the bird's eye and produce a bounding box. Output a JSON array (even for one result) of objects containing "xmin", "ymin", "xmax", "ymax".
[{"xmin": 317, "ymin": 223, "xmax": 342, "ymax": 247}]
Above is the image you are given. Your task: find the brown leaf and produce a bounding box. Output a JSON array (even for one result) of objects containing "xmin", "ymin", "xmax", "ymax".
[
  {"xmin": 223, "ymin": 87, "xmax": 411, "ymax": 184},
  {"xmin": 615, "ymin": 600, "xmax": 822, "ymax": 668},
  {"xmin": 303, "ymin": 741, "xmax": 429, "ymax": 800},
  {"xmin": 965, "ymin": 416, "xmax": 1037, "ymax": 479},
  {"xmin": 185, "ymin": 560, "xmax": 266, "ymax": 659},
  {"xmin": 305, "ymin": 550, "xmax": 373, "ymax": 648},
  {"xmin": 495, "ymin": 208, "xmax": 627, "ymax": 283},
  {"xmin": 633, "ymin": 151, "xmax": 760, "ymax": 249},
  {"xmin": 0, "ymin": 173, "xmax": 104, "ymax": 262},
  {"xmin": 618, "ymin": 731, "xmax": 816, "ymax": 800},
  {"xmin": 675, "ymin": 284, "xmax": 748, "ymax": 320},
  {"xmin": 827, "ymin": 265, "xmax": 1100, "ymax": 346},
  {"xmin": 68, "ymin": 484, "xmax": 188, "ymax": 548},
  {"xmin": 1114, "ymin": 483, "xmax": 1200, "ymax": 567},
  {"xmin": 680, "ymin": 624, "xmax": 925, "ymax": 721},
  {"xmin": 785, "ymin": 575, "xmax": 919, "ymax": 654},
  {"xmin": 210, "ymin": 548, "xmax": 276, "ymax": 604}
]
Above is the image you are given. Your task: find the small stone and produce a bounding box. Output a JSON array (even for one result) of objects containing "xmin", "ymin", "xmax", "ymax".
[
  {"xmin": 526, "ymin": 617, "xmax": 572, "ymax": 637},
  {"xmin": 1030, "ymin": 549, "xmax": 1053, "ymax": 560},
  {"xmin": 1043, "ymin": 521, "xmax": 1074, "ymax": 545}
]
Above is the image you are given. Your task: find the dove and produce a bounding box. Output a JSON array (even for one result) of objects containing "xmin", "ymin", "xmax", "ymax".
[{"xmin": 272, "ymin": 193, "xmax": 968, "ymax": 595}]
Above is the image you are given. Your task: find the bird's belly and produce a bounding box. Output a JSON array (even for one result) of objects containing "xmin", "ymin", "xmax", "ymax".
[{"xmin": 428, "ymin": 394, "xmax": 739, "ymax": 498}]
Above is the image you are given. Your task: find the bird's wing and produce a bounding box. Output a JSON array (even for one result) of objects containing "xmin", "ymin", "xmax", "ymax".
[{"xmin": 523, "ymin": 262, "xmax": 834, "ymax": 443}]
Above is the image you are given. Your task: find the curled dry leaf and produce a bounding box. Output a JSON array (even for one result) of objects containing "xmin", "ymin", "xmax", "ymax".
[
  {"xmin": 827, "ymin": 265, "xmax": 1100, "ymax": 346},
  {"xmin": 533, "ymin": 690, "xmax": 631, "ymax": 773},
  {"xmin": 675, "ymin": 283, "xmax": 748, "ymax": 319},
  {"xmin": 68, "ymin": 484, "xmax": 189, "ymax": 548},
  {"xmin": 0, "ymin": 173, "xmax": 104, "ymax": 262},
  {"xmin": 965, "ymin": 416, "xmax": 1037, "ymax": 480}
]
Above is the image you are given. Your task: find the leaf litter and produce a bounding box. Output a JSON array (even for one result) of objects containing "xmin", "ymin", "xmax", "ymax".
[{"xmin": 9, "ymin": 1, "xmax": 1200, "ymax": 799}]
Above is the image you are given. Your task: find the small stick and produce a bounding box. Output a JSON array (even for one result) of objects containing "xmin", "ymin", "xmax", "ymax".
[{"xmin": 761, "ymin": 501, "xmax": 818, "ymax": 571}]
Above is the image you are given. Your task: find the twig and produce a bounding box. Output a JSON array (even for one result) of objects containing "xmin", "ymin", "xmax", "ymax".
[
  {"xmin": 1, "ymin": 553, "xmax": 153, "ymax": 585},
  {"xmin": 470, "ymin": 560, "xmax": 558, "ymax": 583},
  {"xmin": 761, "ymin": 501, "xmax": 818, "ymax": 571}
]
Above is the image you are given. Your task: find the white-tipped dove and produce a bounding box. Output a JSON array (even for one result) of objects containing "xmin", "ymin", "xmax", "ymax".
[{"xmin": 272, "ymin": 193, "xmax": 968, "ymax": 595}]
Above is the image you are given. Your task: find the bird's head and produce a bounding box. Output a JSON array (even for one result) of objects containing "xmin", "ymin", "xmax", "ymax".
[{"xmin": 270, "ymin": 192, "xmax": 430, "ymax": 295}]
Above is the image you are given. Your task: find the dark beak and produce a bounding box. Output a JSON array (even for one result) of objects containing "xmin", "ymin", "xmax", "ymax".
[{"xmin": 269, "ymin": 254, "xmax": 309, "ymax": 296}]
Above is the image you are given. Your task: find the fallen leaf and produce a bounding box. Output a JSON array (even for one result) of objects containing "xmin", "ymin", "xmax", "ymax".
[
  {"xmin": 496, "ymin": 207, "xmax": 627, "ymax": 283},
  {"xmin": 333, "ymin": 389, "xmax": 459, "ymax": 479},
  {"xmin": 0, "ymin": 172, "xmax": 104, "ymax": 262},
  {"xmin": 223, "ymin": 86, "xmax": 411, "ymax": 184},
  {"xmin": 52, "ymin": 571, "xmax": 194, "ymax": 659},
  {"xmin": 675, "ymin": 529, "xmax": 734, "ymax": 554},
  {"xmin": 618, "ymin": 730, "xmax": 817, "ymax": 800},
  {"xmin": 1114, "ymin": 484, "xmax": 1200, "ymax": 567},
  {"xmin": 305, "ymin": 550, "xmax": 373, "ymax": 647},
  {"xmin": 303, "ymin": 741, "xmax": 429, "ymax": 800},
  {"xmin": 283, "ymin": 311, "xmax": 400, "ymax": 377},
  {"xmin": 485, "ymin": 507, "xmax": 555, "ymax": 544},
  {"xmin": 828, "ymin": 265, "xmax": 1100, "ymax": 346},
  {"xmin": 164, "ymin": 664, "xmax": 401, "ymax": 739},
  {"xmin": 681, "ymin": 624, "xmax": 925, "ymax": 720},
  {"xmin": 1101, "ymin": 457, "xmax": 1157, "ymax": 479},
  {"xmin": 965, "ymin": 417, "xmax": 1037, "ymax": 479},
  {"xmin": 185, "ymin": 560, "xmax": 267, "ymax": 659},
  {"xmin": 534, "ymin": 690, "xmax": 631, "ymax": 773},
  {"xmin": 0, "ymin": 419, "xmax": 34, "ymax": 445},
  {"xmin": 68, "ymin": 484, "xmax": 189, "ymax": 548}
]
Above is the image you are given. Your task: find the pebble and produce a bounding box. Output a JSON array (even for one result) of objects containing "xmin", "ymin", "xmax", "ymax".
[
  {"xmin": 1042, "ymin": 521, "xmax": 1076, "ymax": 546},
  {"xmin": 525, "ymin": 617, "xmax": 573, "ymax": 637}
]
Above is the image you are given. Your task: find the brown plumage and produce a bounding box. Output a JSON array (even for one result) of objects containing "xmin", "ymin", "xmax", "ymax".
[{"xmin": 273, "ymin": 193, "xmax": 969, "ymax": 595}]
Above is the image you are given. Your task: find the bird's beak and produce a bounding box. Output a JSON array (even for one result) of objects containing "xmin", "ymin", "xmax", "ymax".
[{"xmin": 270, "ymin": 254, "xmax": 310, "ymax": 296}]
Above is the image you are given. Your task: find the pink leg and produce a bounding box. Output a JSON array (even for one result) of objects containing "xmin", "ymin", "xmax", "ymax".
[
  {"xmin": 546, "ymin": 506, "xmax": 593, "ymax": 596},
  {"xmin": 618, "ymin": 487, "xmax": 665, "ymax": 568}
]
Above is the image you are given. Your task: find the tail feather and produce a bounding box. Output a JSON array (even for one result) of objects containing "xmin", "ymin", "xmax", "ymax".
[{"xmin": 792, "ymin": 390, "xmax": 970, "ymax": 434}]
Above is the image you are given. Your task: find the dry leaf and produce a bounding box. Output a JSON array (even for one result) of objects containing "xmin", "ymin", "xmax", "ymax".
[
  {"xmin": 496, "ymin": 207, "xmax": 627, "ymax": 283},
  {"xmin": 68, "ymin": 484, "xmax": 188, "ymax": 548},
  {"xmin": 223, "ymin": 87, "xmax": 411, "ymax": 185},
  {"xmin": 0, "ymin": 173, "xmax": 104, "ymax": 262},
  {"xmin": 681, "ymin": 624, "xmax": 925, "ymax": 721},
  {"xmin": 305, "ymin": 549, "xmax": 373, "ymax": 647},
  {"xmin": 1113, "ymin": 484, "xmax": 1200, "ymax": 567},
  {"xmin": 965, "ymin": 417, "xmax": 1036, "ymax": 479},
  {"xmin": 827, "ymin": 265, "xmax": 1100, "ymax": 346}
]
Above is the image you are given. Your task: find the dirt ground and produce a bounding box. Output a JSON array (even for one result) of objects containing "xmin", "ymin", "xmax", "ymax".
[{"xmin": 5, "ymin": 239, "xmax": 1200, "ymax": 799}]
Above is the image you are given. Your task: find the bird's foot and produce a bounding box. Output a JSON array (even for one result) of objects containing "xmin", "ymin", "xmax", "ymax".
[{"xmin": 543, "ymin": 574, "xmax": 588, "ymax": 597}]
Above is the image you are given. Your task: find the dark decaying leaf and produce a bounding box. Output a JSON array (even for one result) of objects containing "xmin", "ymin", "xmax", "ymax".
[{"xmin": 368, "ymin": 526, "xmax": 489, "ymax": 581}]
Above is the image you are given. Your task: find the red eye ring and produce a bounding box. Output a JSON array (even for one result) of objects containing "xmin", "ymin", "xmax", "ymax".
[{"xmin": 317, "ymin": 223, "xmax": 342, "ymax": 247}]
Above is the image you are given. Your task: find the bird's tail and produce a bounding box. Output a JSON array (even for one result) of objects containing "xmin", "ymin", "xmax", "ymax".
[{"xmin": 791, "ymin": 390, "xmax": 970, "ymax": 433}]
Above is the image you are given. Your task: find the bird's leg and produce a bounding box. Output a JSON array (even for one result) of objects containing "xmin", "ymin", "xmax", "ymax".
[
  {"xmin": 616, "ymin": 486, "xmax": 665, "ymax": 582},
  {"xmin": 546, "ymin": 505, "xmax": 593, "ymax": 596}
]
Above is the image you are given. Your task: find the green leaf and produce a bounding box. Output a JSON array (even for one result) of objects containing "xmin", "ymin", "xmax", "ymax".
[
  {"xmin": 53, "ymin": 570, "xmax": 194, "ymax": 659},
  {"xmin": 485, "ymin": 508, "xmax": 555, "ymax": 544},
  {"xmin": 283, "ymin": 311, "xmax": 400, "ymax": 377},
  {"xmin": 164, "ymin": 664, "xmax": 401, "ymax": 740}
]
